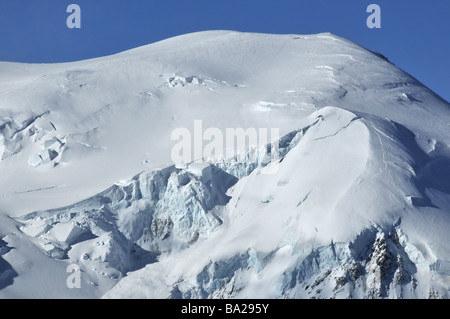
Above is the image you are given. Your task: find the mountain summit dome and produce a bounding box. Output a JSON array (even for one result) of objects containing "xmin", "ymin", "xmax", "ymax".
[{"xmin": 0, "ymin": 31, "xmax": 449, "ymax": 299}]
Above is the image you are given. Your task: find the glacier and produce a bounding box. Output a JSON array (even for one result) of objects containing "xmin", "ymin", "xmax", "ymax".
[{"xmin": 0, "ymin": 31, "xmax": 449, "ymax": 299}]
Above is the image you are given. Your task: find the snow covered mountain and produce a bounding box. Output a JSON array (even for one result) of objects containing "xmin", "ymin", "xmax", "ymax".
[{"xmin": 0, "ymin": 31, "xmax": 449, "ymax": 299}]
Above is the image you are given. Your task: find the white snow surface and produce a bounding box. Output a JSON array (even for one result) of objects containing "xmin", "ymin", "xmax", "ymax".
[{"xmin": 0, "ymin": 31, "xmax": 449, "ymax": 299}]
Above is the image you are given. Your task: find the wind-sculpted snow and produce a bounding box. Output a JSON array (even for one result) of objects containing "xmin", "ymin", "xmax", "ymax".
[{"xmin": 0, "ymin": 31, "xmax": 449, "ymax": 298}]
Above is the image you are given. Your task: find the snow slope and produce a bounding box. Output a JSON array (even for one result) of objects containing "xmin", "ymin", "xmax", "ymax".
[{"xmin": 0, "ymin": 31, "xmax": 449, "ymax": 298}]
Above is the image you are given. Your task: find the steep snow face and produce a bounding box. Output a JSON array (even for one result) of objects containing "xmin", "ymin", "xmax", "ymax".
[
  {"xmin": 103, "ymin": 107, "xmax": 450, "ymax": 299},
  {"xmin": 0, "ymin": 31, "xmax": 449, "ymax": 298}
]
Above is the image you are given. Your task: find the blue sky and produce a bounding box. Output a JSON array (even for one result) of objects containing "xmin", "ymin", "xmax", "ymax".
[{"xmin": 0, "ymin": 0, "xmax": 448, "ymax": 101}]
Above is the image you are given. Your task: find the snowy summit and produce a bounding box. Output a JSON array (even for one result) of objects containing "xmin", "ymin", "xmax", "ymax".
[{"xmin": 0, "ymin": 31, "xmax": 449, "ymax": 299}]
